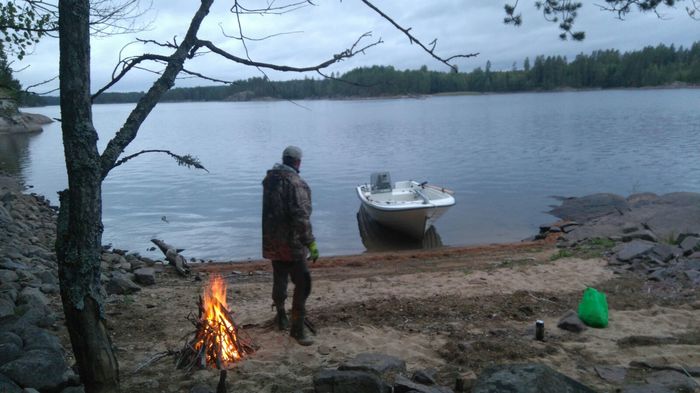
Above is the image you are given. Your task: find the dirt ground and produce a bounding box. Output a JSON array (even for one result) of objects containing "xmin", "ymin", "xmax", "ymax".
[{"xmin": 57, "ymin": 241, "xmax": 700, "ymax": 392}]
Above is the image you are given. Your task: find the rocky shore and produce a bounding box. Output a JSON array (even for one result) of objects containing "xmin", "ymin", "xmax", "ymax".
[
  {"xmin": 0, "ymin": 90, "xmax": 52, "ymax": 134},
  {"xmin": 1, "ymin": 172, "xmax": 699, "ymax": 392},
  {"xmin": 0, "ymin": 173, "xmax": 178, "ymax": 392}
]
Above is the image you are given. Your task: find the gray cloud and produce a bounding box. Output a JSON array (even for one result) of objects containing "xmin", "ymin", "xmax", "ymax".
[{"xmin": 11, "ymin": 1, "xmax": 699, "ymax": 94}]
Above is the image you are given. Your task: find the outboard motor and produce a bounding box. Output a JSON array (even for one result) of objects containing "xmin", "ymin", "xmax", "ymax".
[{"xmin": 370, "ymin": 172, "xmax": 392, "ymax": 193}]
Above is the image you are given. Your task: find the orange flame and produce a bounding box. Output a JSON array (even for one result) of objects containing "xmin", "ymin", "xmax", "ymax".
[{"xmin": 195, "ymin": 274, "xmax": 241, "ymax": 366}]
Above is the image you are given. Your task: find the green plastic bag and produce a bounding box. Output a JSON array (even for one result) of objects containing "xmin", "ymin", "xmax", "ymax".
[{"xmin": 577, "ymin": 287, "xmax": 608, "ymax": 328}]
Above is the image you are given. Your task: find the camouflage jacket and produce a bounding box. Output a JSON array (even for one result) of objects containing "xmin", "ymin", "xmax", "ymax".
[{"xmin": 262, "ymin": 163, "xmax": 315, "ymax": 261}]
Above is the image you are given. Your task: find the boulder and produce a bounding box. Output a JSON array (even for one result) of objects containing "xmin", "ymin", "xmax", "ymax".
[
  {"xmin": 133, "ymin": 267, "xmax": 156, "ymax": 286},
  {"xmin": 472, "ymin": 363, "xmax": 597, "ymax": 393},
  {"xmin": 679, "ymin": 236, "xmax": 700, "ymax": 256},
  {"xmin": 0, "ymin": 298, "xmax": 15, "ymax": 318},
  {"xmin": 557, "ymin": 310, "xmax": 586, "ymax": 333},
  {"xmin": 105, "ymin": 273, "xmax": 141, "ymax": 295},
  {"xmin": 394, "ymin": 374, "xmax": 453, "ymax": 393},
  {"xmin": 644, "ymin": 370, "xmax": 697, "ymax": 391},
  {"xmin": 314, "ymin": 369, "xmax": 390, "ymax": 393},
  {"xmin": 0, "ymin": 373, "xmax": 22, "ymax": 393},
  {"xmin": 594, "ymin": 366, "xmax": 627, "ymax": 384},
  {"xmin": 617, "ymin": 240, "xmax": 656, "ymax": 262},
  {"xmin": 0, "ymin": 269, "xmax": 19, "ymax": 283},
  {"xmin": 17, "ymin": 286, "xmax": 49, "ymax": 307},
  {"xmin": 338, "ymin": 353, "xmax": 406, "ymax": 381},
  {"xmin": 0, "ymin": 343, "xmax": 21, "ymax": 367},
  {"xmin": 412, "ymin": 368, "xmax": 438, "ymax": 385},
  {"xmin": 0, "ymin": 349, "xmax": 69, "ymax": 391}
]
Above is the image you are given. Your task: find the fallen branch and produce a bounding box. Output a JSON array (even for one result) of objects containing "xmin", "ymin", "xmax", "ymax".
[
  {"xmin": 131, "ymin": 349, "xmax": 177, "ymax": 374},
  {"xmin": 151, "ymin": 238, "xmax": 190, "ymax": 276}
]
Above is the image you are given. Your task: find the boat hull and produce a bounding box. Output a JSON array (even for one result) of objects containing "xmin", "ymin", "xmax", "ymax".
[
  {"xmin": 356, "ymin": 181, "xmax": 455, "ymax": 240},
  {"xmin": 360, "ymin": 202, "xmax": 451, "ymax": 239}
]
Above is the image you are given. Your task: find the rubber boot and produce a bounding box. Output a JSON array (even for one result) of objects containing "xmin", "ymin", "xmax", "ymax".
[
  {"xmin": 290, "ymin": 311, "xmax": 314, "ymax": 346},
  {"xmin": 274, "ymin": 303, "xmax": 289, "ymax": 331}
]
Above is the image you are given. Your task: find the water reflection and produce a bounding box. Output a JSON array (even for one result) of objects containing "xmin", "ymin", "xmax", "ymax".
[
  {"xmin": 0, "ymin": 133, "xmax": 31, "ymax": 175},
  {"xmin": 356, "ymin": 205, "xmax": 443, "ymax": 252}
]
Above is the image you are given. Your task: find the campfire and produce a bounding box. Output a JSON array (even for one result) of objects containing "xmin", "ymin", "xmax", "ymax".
[{"xmin": 177, "ymin": 274, "xmax": 255, "ymax": 371}]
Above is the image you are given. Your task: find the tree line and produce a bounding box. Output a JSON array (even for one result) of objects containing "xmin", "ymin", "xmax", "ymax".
[{"xmin": 16, "ymin": 41, "xmax": 700, "ymax": 106}]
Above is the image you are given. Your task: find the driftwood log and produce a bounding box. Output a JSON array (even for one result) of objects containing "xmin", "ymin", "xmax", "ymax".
[{"xmin": 151, "ymin": 238, "xmax": 190, "ymax": 276}]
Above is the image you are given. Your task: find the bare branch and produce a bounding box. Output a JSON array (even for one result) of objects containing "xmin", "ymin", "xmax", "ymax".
[
  {"xmin": 92, "ymin": 53, "xmax": 171, "ymax": 100},
  {"xmin": 23, "ymin": 75, "xmax": 58, "ymax": 91},
  {"xmin": 218, "ymin": 22, "xmax": 304, "ymax": 42},
  {"xmin": 194, "ymin": 33, "xmax": 383, "ymax": 73},
  {"xmin": 230, "ymin": 0, "xmax": 315, "ymax": 16},
  {"xmin": 359, "ymin": 0, "xmax": 478, "ymax": 71},
  {"xmin": 99, "ymin": 0, "xmax": 216, "ymax": 180},
  {"xmin": 112, "ymin": 149, "xmax": 208, "ymax": 172},
  {"xmin": 180, "ymin": 68, "xmax": 235, "ymax": 84}
]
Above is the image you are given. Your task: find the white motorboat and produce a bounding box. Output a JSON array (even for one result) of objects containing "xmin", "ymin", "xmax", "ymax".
[{"xmin": 356, "ymin": 172, "xmax": 455, "ymax": 240}]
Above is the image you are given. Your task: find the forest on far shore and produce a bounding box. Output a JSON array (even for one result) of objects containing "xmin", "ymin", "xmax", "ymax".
[{"xmin": 22, "ymin": 41, "xmax": 700, "ymax": 106}]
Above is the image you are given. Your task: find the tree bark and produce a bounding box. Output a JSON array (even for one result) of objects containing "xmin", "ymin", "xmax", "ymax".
[{"xmin": 56, "ymin": 0, "xmax": 119, "ymax": 392}]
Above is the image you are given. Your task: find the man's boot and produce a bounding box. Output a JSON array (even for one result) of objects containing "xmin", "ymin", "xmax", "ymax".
[
  {"xmin": 290, "ymin": 310, "xmax": 314, "ymax": 346},
  {"xmin": 274, "ymin": 303, "xmax": 289, "ymax": 331}
]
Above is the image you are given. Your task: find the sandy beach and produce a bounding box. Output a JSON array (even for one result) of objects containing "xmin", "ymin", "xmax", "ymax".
[{"xmin": 88, "ymin": 241, "xmax": 699, "ymax": 392}]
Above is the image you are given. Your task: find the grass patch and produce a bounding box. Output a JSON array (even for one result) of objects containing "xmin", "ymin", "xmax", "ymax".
[{"xmin": 550, "ymin": 237, "xmax": 616, "ymax": 261}]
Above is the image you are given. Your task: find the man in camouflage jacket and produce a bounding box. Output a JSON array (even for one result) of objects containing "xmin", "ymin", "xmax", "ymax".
[{"xmin": 262, "ymin": 145, "xmax": 318, "ymax": 346}]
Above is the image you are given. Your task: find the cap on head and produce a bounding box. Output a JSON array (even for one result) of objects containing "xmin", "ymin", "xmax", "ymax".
[{"xmin": 282, "ymin": 145, "xmax": 303, "ymax": 161}]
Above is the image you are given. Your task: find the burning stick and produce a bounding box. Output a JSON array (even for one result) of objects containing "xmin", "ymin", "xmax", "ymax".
[{"xmin": 177, "ymin": 274, "xmax": 256, "ymax": 371}]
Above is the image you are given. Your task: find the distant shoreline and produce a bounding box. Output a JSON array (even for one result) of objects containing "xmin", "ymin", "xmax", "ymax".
[{"xmin": 22, "ymin": 83, "xmax": 700, "ymax": 108}]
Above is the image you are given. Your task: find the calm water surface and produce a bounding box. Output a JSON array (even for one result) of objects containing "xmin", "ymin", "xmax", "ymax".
[{"xmin": 2, "ymin": 89, "xmax": 699, "ymax": 260}]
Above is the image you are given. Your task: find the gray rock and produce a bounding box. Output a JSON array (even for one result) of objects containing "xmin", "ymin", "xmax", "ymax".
[
  {"xmin": 412, "ymin": 369, "xmax": 438, "ymax": 385},
  {"xmin": 0, "ymin": 332, "xmax": 22, "ymax": 348},
  {"xmin": 617, "ymin": 240, "xmax": 656, "ymax": 262},
  {"xmin": 645, "ymin": 370, "xmax": 698, "ymax": 391},
  {"xmin": 40, "ymin": 284, "xmax": 59, "ymax": 295},
  {"xmin": 17, "ymin": 287, "xmax": 49, "ymax": 307},
  {"xmin": 0, "ymin": 259, "xmax": 28, "ymax": 271},
  {"xmin": 394, "ymin": 375, "xmax": 453, "ymax": 393},
  {"xmin": 679, "ymin": 236, "xmax": 700, "ymax": 255},
  {"xmin": 0, "ymin": 269, "xmax": 19, "ymax": 282},
  {"xmin": 620, "ymin": 385, "xmax": 673, "ymax": 393},
  {"xmin": 60, "ymin": 387, "xmax": 85, "ymax": 393},
  {"xmin": 548, "ymin": 194, "xmax": 629, "ymax": 222},
  {"xmin": 594, "ymin": 366, "xmax": 627, "ymax": 384},
  {"xmin": 339, "ymin": 353, "xmax": 407, "ymax": 381},
  {"xmin": 14, "ymin": 303, "xmax": 56, "ymax": 328},
  {"xmin": 314, "ymin": 369, "xmax": 390, "ymax": 393},
  {"xmin": 684, "ymin": 270, "xmax": 700, "ymax": 285},
  {"xmin": 472, "ymin": 363, "xmax": 597, "ymax": 393},
  {"xmin": 0, "ymin": 373, "xmax": 22, "ymax": 393},
  {"xmin": 650, "ymin": 243, "xmax": 683, "ymax": 262},
  {"xmin": 0, "ymin": 343, "xmax": 21, "ymax": 366},
  {"xmin": 557, "ymin": 310, "xmax": 587, "ymax": 333},
  {"xmin": 0, "ymin": 298, "xmax": 15, "ymax": 318},
  {"xmin": 19, "ymin": 326, "xmax": 63, "ymax": 353},
  {"xmin": 0, "ymin": 349, "xmax": 69, "ymax": 391},
  {"xmin": 623, "ymin": 227, "xmax": 657, "ymax": 242},
  {"xmin": 33, "ymin": 269, "xmax": 58, "ymax": 285},
  {"xmin": 133, "ymin": 267, "xmax": 156, "ymax": 286},
  {"xmin": 105, "ymin": 273, "xmax": 141, "ymax": 295}
]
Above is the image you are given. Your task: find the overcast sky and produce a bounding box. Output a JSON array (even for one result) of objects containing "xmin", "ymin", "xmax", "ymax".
[{"xmin": 11, "ymin": 0, "xmax": 700, "ymax": 94}]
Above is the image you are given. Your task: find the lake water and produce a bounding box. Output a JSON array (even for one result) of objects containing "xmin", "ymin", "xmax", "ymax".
[{"xmin": 2, "ymin": 89, "xmax": 699, "ymax": 260}]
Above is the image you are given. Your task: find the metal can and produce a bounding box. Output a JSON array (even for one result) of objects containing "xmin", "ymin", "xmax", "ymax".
[{"xmin": 535, "ymin": 320, "xmax": 545, "ymax": 341}]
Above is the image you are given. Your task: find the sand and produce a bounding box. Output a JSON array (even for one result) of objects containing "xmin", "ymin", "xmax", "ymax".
[{"xmin": 52, "ymin": 242, "xmax": 700, "ymax": 392}]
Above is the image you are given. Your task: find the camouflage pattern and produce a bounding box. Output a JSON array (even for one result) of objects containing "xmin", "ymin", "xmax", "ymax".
[{"xmin": 262, "ymin": 163, "xmax": 315, "ymax": 261}]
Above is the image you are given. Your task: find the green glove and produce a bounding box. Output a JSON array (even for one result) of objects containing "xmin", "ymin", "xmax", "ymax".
[{"xmin": 308, "ymin": 241, "xmax": 319, "ymax": 262}]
